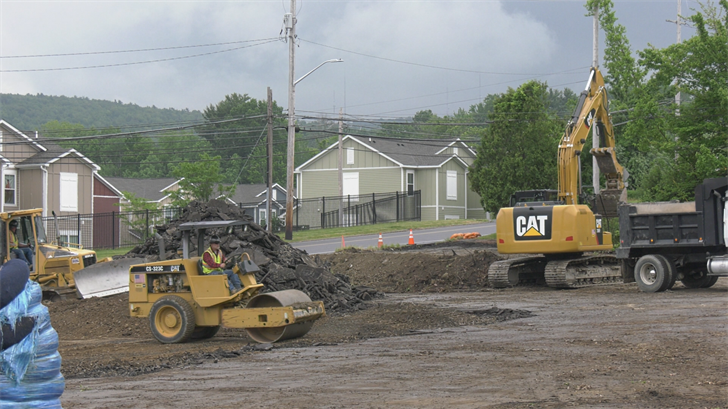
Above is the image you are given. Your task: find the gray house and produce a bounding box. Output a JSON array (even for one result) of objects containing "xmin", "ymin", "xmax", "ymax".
[
  {"xmin": 221, "ymin": 183, "xmax": 290, "ymax": 226},
  {"xmin": 295, "ymin": 135, "xmax": 486, "ymax": 221}
]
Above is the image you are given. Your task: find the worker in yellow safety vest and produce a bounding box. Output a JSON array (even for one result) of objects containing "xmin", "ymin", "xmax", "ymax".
[
  {"xmin": 9, "ymin": 219, "xmax": 33, "ymax": 270},
  {"xmin": 201, "ymin": 235, "xmax": 242, "ymax": 294}
]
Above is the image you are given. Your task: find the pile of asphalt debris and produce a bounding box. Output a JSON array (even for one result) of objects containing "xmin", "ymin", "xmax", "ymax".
[{"xmin": 124, "ymin": 199, "xmax": 381, "ymax": 312}]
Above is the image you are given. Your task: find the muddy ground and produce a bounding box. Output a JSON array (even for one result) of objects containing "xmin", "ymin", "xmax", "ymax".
[{"xmin": 47, "ymin": 242, "xmax": 727, "ymax": 408}]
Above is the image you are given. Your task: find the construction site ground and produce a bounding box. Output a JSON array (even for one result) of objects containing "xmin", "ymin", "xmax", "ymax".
[{"xmin": 53, "ymin": 241, "xmax": 727, "ymax": 408}]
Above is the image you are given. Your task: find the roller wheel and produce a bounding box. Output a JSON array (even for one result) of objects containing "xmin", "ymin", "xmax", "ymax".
[
  {"xmin": 191, "ymin": 325, "xmax": 221, "ymax": 340},
  {"xmin": 634, "ymin": 255, "xmax": 672, "ymax": 293},
  {"xmin": 150, "ymin": 295, "xmax": 196, "ymax": 344},
  {"xmin": 245, "ymin": 289, "xmax": 316, "ymax": 343},
  {"xmin": 681, "ymin": 269, "xmax": 718, "ymax": 289}
]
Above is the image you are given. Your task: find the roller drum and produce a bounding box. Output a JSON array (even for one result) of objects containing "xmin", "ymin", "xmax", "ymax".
[
  {"xmin": 245, "ymin": 289, "xmax": 315, "ymax": 343},
  {"xmin": 707, "ymin": 257, "xmax": 728, "ymax": 275}
]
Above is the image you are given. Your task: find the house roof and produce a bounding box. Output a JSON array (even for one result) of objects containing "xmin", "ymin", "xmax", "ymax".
[
  {"xmin": 104, "ymin": 177, "xmax": 179, "ymax": 202},
  {"xmin": 297, "ymin": 135, "xmax": 474, "ymax": 171},
  {"xmin": 0, "ymin": 123, "xmax": 100, "ymax": 171}
]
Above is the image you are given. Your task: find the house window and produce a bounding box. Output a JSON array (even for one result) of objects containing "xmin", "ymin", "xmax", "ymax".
[
  {"xmin": 453, "ymin": 147, "xmax": 459, "ymax": 156},
  {"xmin": 406, "ymin": 171, "xmax": 415, "ymax": 196},
  {"xmin": 259, "ymin": 209, "xmax": 267, "ymax": 225},
  {"xmin": 4, "ymin": 171, "xmax": 16, "ymax": 206},
  {"xmin": 272, "ymin": 190, "xmax": 277, "ymax": 201},
  {"xmin": 343, "ymin": 172, "xmax": 359, "ymax": 201},
  {"xmin": 446, "ymin": 170, "xmax": 457, "ymax": 200},
  {"xmin": 59, "ymin": 230, "xmax": 80, "ymax": 246},
  {"xmin": 347, "ymin": 148, "xmax": 354, "ymax": 165},
  {"xmin": 60, "ymin": 172, "xmax": 78, "ymax": 212}
]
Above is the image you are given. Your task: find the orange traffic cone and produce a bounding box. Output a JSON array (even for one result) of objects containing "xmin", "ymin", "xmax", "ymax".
[
  {"xmin": 408, "ymin": 229, "xmax": 415, "ymax": 245},
  {"xmin": 341, "ymin": 235, "xmax": 346, "ymax": 248},
  {"xmin": 378, "ymin": 233, "xmax": 383, "ymax": 248}
]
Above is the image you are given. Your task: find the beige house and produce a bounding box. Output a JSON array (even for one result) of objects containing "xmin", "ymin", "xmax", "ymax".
[
  {"xmin": 295, "ymin": 135, "xmax": 486, "ymax": 221},
  {"xmin": 0, "ymin": 119, "xmax": 104, "ymax": 246}
]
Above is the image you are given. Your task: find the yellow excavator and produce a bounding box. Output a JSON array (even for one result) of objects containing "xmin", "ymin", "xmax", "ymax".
[
  {"xmin": 128, "ymin": 220, "xmax": 325, "ymax": 344},
  {"xmin": 489, "ymin": 67, "xmax": 626, "ymax": 288}
]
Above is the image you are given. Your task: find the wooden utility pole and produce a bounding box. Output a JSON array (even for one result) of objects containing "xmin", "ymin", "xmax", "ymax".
[
  {"xmin": 338, "ymin": 108, "xmax": 344, "ymax": 227},
  {"xmin": 267, "ymin": 87, "xmax": 274, "ymax": 232}
]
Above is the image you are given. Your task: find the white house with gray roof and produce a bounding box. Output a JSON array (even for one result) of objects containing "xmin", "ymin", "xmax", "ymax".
[{"xmin": 294, "ymin": 135, "xmax": 486, "ymax": 221}]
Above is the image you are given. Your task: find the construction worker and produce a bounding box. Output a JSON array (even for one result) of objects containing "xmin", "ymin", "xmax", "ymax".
[
  {"xmin": 201, "ymin": 235, "xmax": 242, "ymax": 294},
  {"xmin": 9, "ymin": 220, "xmax": 33, "ymax": 270}
]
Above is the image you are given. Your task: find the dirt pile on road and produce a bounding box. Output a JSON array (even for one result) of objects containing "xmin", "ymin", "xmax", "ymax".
[{"xmin": 124, "ymin": 199, "xmax": 380, "ymax": 312}]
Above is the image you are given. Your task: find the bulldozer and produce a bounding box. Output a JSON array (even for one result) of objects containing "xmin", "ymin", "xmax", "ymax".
[
  {"xmin": 488, "ymin": 67, "xmax": 626, "ymax": 288},
  {"xmin": 1, "ymin": 208, "xmax": 145, "ymax": 301},
  {"xmin": 128, "ymin": 220, "xmax": 325, "ymax": 344},
  {"xmin": 1, "ymin": 208, "xmax": 100, "ymax": 301}
]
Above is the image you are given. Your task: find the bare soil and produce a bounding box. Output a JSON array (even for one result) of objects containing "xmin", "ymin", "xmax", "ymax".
[{"xmin": 47, "ymin": 242, "xmax": 728, "ymax": 408}]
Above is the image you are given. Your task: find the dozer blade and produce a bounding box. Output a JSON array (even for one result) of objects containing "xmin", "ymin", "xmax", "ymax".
[{"xmin": 74, "ymin": 257, "xmax": 147, "ymax": 299}]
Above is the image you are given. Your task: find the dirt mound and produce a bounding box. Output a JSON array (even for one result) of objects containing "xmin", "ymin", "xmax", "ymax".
[
  {"xmin": 320, "ymin": 247, "xmax": 502, "ymax": 293},
  {"xmin": 124, "ymin": 199, "xmax": 380, "ymax": 312}
]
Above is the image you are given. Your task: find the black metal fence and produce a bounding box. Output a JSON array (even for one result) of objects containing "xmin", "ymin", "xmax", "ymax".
[
  {"xmin": 293, "ymin": 190, "xmax": 421, "ymax": 230},
  {"xmin": 42, "ymin": 207, "xmax": 182, "ymax": 251}
]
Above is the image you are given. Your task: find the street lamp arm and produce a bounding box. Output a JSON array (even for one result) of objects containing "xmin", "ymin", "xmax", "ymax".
[{"xmin": 294, "ymin": 59, "xmax": 343, "ymax": 86}]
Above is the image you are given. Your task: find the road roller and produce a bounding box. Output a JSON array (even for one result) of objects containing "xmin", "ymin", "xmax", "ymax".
[{"xmin": 128, "ymin": 220, "xmax": 325, "ymax": 344}]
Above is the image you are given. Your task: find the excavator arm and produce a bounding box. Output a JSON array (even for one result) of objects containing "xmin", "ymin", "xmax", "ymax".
[{"xmin": 557, "ymin": 67, "xmax": 625, "ymax": 214}]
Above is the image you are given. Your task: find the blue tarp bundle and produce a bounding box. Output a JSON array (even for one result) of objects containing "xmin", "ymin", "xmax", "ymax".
[{"xmin": 0, "ymin": 261, "xmax": 65, "ymax": 409}]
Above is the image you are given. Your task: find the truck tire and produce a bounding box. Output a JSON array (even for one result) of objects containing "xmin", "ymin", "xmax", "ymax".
[
  {"xmin": 681, "ymin": 269, "xmax": 718, "ymax": 289},
  {"xmin": 634, "ymin": 255, "xmax": 672, "ymax": 293},
  {"xmin": 658, "ymin": 255, "xmax": 678, "ymax": 290},
  {"xmin": 149, "ymin": 295, "xmax": 196, "ymax": 344},
  {"xmin": 190, "ymin": 325, "xmax": 221, "ymax": 340}
]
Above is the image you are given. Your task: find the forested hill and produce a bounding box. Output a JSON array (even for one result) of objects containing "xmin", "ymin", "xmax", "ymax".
[{"xmin": 0, "ymin": 93, "xmax": 203, "ymax": 132}]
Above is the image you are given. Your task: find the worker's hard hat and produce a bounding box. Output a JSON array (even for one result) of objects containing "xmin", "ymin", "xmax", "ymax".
[
  {"xmin": 9, "ymin": 220, "xmax": 18, "ymax": 228},
  {"xmin": 209, "ymin": 235, "xmax": 221, "ymax": 244}
]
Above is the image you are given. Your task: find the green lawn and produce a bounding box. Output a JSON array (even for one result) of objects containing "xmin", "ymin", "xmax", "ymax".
[
  {"xmin": 277, "ymin": 219, "xmax": 490, "ymax": 243},
  {"xmin": 94, "ymin": 246, "xmax": 137, "ymax": 259}
]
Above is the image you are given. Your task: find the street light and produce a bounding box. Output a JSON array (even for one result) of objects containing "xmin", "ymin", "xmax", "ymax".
[{"xmin": 285, "ymin": 58, "xmax": 343, "ymax": 240}]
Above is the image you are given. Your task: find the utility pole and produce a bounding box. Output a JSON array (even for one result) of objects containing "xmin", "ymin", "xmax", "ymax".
[
  {"xmin": 338, "ymin": 108, "xmax": 344, "ymax": 227},
  {"xmin": 667, "ymin": 0, "xmax": 686, "ymax": 111},
  {"xmin": 267, "ymin": 87, "xmax": 273, "ymax": 232},
  {"xmin": 592, "ymin": 4, "xmax": 600, "ymax": 195},
  {"xmin": 284, "ymin": 0, "xmax": 296, "ymax": 240}
]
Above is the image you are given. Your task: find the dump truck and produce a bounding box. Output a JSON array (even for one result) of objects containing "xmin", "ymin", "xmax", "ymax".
[
  {"xmin": 488, "ymin": 67, "xmax": 625, "ymax": 288},
  {"xmin": 128, "ymin": 220, "xmax": 325, "ymax": 344},
  {"xmin": 617, "ymin": 178, "xmax": 728, "ymax": 292},
  {"xmin": 1, "ymin": 208, "xmax": 145, "ymax": 301}
]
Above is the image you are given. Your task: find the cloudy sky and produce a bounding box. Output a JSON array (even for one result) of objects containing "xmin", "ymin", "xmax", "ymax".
[{"xmin": 0, "ymin": 0, "xmax": 697, "ymax": 121}]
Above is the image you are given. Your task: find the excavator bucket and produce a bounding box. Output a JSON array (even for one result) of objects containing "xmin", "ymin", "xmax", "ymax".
[{"xmin": 74, "ymin": 257, "xmax": 147, "ymax": 298}]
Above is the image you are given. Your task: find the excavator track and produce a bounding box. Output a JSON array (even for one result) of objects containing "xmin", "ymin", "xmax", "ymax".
[
  {"xmin": 488, "ymin": 256, "xmax": 548, "ymax": 288},
  {"xmin": 544, "ymin": 255, "xmax": 622, "ymax": 288}
]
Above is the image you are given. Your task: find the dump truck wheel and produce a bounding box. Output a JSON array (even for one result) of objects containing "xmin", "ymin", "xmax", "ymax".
[
  {"xmin": 634, "ymin": 255, "xmax": 671, "ymax": 293},
  {"xmin": 190, "ymin": 326, "xmax": 221, "ymax": 340},
  {"xmin": 149, "ymin": 295, "xmax": 196, "ymax": 344},
  {"xmin": 658, "ymin": 255, "xmax": 678, "ymax": 290},
  {"xmin": 681, "ymin": 269, "xmax": 717, "ymax": 289}
]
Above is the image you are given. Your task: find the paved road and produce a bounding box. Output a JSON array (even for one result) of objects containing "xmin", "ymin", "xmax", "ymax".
[{"xmin": 291, "ymin": 222, "xmax": 496, "ymax": 254}]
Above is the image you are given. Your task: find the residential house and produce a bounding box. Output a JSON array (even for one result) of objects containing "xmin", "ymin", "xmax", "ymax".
[
  {"xmin": 294, "ymin": 135, "xmax": 486, "ymax": 222},
  {"xmin": 0, "ymin": 119, "xmax": 102, "ymax": 247},
  {"xmin": 220, "ymin": 183, "xmax": 290, "ymax": 227}
]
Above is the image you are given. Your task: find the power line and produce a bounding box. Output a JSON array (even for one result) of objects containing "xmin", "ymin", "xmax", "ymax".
[{"xmin": 0, "ymin": 40, "xmax": 278, "ymax": 72}]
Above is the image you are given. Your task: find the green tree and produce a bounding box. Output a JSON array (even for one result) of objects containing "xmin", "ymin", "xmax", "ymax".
[
  {"xmin": 469, "ymin": 81, "xmax": 563, "ymax": 212},
  {"xmin": 168, "ymin": 152, "xmax": 237, "ymax": 207},
  {"xmin": 116, "ymin": 191, "xmax": 160, "ymax": 239},
  {"xmin": 635, "ymin": 0, "xmax": 728, "ymax": 200}
]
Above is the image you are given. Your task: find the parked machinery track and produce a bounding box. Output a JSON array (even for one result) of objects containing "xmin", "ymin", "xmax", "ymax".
[{"xmin": 489, "ymin": 254, "xmax": 622, "ymax": 289}]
